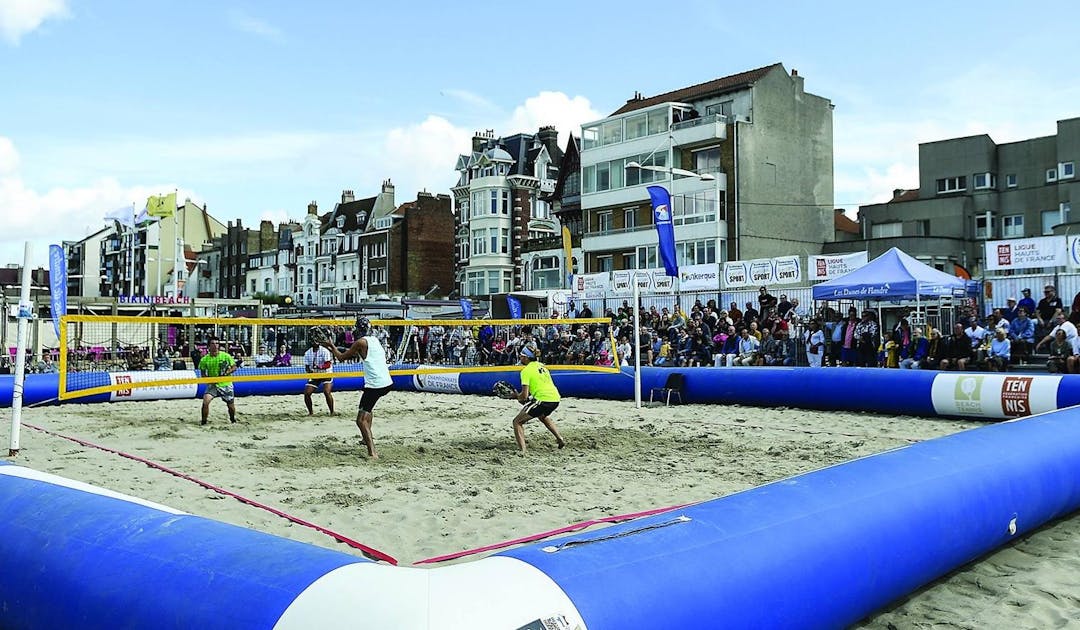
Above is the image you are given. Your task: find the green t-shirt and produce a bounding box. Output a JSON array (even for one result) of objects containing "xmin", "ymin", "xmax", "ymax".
[
  {"xmin": 198, "ymin": 351, "xmax": 235, "ymax": 387},
  {"xmin": 520, "ymin": 361, "xmax": 560, "ymax": 402}
]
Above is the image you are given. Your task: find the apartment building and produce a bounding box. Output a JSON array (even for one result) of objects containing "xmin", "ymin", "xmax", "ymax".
[
  {"xmin": 315, "ymin": 182, "xmax": 396, "ymax": 306},
  {"xmin": 833, "ymin": 117, "xmax": 1079, "ymax": 272},
  {"xmin": 360, "ymin": 191, "xmax": 454, "ymax": 298},
  {"xmin": 579, "ymin": 63, "xmax": 834, "ymax": 273}
]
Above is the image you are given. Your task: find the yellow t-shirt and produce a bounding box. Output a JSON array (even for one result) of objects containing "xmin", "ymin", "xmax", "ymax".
[{"xmin": 520, "ymin": 361, "xmax": 560, "ymax": 402}]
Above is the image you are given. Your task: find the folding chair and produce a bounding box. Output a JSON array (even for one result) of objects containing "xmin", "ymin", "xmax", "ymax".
[{"xmin": 649, "ymin": 372, "xmax": 685, "ymax": 406}]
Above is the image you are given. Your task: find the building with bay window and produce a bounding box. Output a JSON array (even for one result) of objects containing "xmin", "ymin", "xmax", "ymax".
[{"xmin": 452, "ymin": 127, "xmax": 563, "ymax": 297}]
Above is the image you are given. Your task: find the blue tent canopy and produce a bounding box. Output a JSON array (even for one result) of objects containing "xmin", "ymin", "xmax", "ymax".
[{"xmin": 812, "ymin": 248, "xmax": 969, "ymax": 301}]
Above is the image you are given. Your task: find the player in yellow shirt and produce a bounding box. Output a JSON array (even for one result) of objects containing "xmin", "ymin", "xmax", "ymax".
[{"xmin": 510, "ymin": 346, "xmax": 566, "ymax": 454}]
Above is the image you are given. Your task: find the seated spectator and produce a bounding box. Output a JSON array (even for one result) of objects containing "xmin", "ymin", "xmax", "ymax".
[
  {"xmin": 986, "ymin": 328, "xmax": 1011, "ymax": 372},
  {"xmin": 1047, "ymin": 329, "xmax": 1072, "ymax": 374},
  {"xmin": 734, "ymin": 328, "xmax": 760, "ymax": 366},
  {"xmin": 939, "ymin": 324, "xmax": 974, "ymax": 371},
  {"xmin": 1035, "ymin": 311, "xmax": 1078, "ymax": 354},
  {"xmin": 273, "ymin": 345, "xmax": 292, "ymax": 367},
  {"xmin": 716, "ymin": 325, "xmax": 739, "ymax": 367},
  {"xmin": 759, "ymin": 330, "xmax": 781, "ymax": 366},
  {"xmin": 899, "ymin": 328, "xmax": 930, "ymax": 369},
  {"xmin": 920, "ymin": 328, "xmax": 944, "ymax": 370}
]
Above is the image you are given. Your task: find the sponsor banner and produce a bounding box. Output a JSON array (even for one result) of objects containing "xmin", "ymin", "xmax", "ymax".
[
  {"xmin": 109, "ymin": 370, "xmax": 199, "ymax": 402},
  {"xmin": 573, "ymin": 272, "xmax": 610, "ymax": 299},
  {"xmin": 723, "ymin": 261, "xmax": 748, "ymax": 287},
  {"xmin": 931, "ymin": 373, "xmax": 1061, "ymax": 419},
  {"xmin": 984, "ymin": 236, "xmax": 1066, "ymax": 271},
  {"xmin": 412, "ymin": 369, "xmax": 462, "ymax": 394},
  {"xmin": 679, "ymin": 263, "xmax": 720, "ymax": 291},
  {"xmin": 1068, "ymin": 235, "xmax": 1080, "ymax": 268},
  {"xmin": 610, "ymin": 269, "xmax": 677, "ymax": 296},
  {"xmin": 747, "ymin": 259, "xmax": 774, "ymax": 285},
  {"xmin": 809, "ymin": 251, "xmax": 868, "ymax": 281},
  {"xmin": 772, "ymin": 255, "xmax": 802, "ymax": 285}
]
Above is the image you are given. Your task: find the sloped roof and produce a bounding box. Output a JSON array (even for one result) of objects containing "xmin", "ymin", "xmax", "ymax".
[
  {"xmin": 835, "ymin": 210, "xmax": 860, "ymax": 235},
  {"xmin": 611, "ymin": 63, "xmax": 782, "ymax": 116},
  {"xmin": 321, "ymin": 197, "xmax": 377, "ymax": 235}
]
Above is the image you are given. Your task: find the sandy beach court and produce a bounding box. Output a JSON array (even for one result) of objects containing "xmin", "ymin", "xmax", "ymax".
[{"xmin": 6, "ymin": 390, "xmax": 1080, "ymax": 628}]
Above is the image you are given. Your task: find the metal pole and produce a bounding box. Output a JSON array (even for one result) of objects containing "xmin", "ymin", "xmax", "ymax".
[
  {"xmin": 9, "ymin": 242, "xmax": 32, "ymax": 456},
  {"xmin": 633, "ymin": 273, "xmax": 642, "ymax": 409}
]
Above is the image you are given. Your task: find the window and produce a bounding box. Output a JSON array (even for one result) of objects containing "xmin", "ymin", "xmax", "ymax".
[
  {"xmin": 582, "ymin": 165, "xmax": 595, "ymax": 194},
  {"xmin": 975, "ymin": 214, "xmax": 994, "ymax": 239},
  {"xmin": 973, "ymin": 172, "xmax": 996, "ymax": 189},
  {"xmin": 622, "ymin": 253, "xmax": 636, "ymax": 270},
  {"xmin": 936, "ymin": 176, "xmax": 966, "ymax": 194},
  {"xmin": 913, "ymin": 219, "xmax": 930, "ymax": 236},
  {"xmin": 264, "ymin": 278, "xmax": 272, "ymax": 293},
  {"xmin": 595, "ymin": 255, "xmax": 613, "ymax": 272},
  {"xmin": 1002, "ymin": 214, "xmax": 1024, "ymax": 238},
  {"xmin": 705, "ymin": 101, "xmax": 733, "ymax": 120},
  {"xmin": 624, "ymin": 208, "xmax": 637, "ymax": 229},
  {"xmin": 597, "ymin": 211, "xmax": 612, "ymax": 233},
  {"xmin": 1047, "ymin": 168, "xmax": 1058, "ymax": 183},
  {"xmin": 369, "ymin": 267, "xmax": 386, "ymax": 286},
  {"xmin": 693, "ymin": 147, "xmax": 722, "ymax": 174},
  {"xmin": 1006, "ymin": 174, "xmax": 1017, "ymax": 188},
  {"xmin": 1061, "ymin": 162, "xmax": 1075, "ymax": 179},
  {"xmin": 501, "ymin": 190, "xmax": 511, "ymax": 215},
  {"xmin": 596, "ymin": 162, "xmax": 610, "ymax": 192},
  {"xmin": 490, "ymin": 190, "xmax": 498, "ymax": 214},
  {"xmin": 673, "ymin": 191, "xmax": 718, "ymax": 226},
  {"xmin": 1042, "ymin": 210, "xmax": 1059, "ymax": 235},
  {"xmin": 870, "ymin": 222, "xmax": 902, "ymax": 238},
  {"xmin": 647, "ymin": 110, "xmax": 668, "ymax": 135},
  {"xmin": 601, "ymin": 120, "xmax": 623, "ymax": 145},
  {"xmin": 471, "ymin": 229, "xmax": 488, "ymax": 255},
  {"xmin": 675, "ymin": 239, "xmax": 716, "ymax": 265},
  {"xmin": 458, "ymin": 199, "xmax": 469, "ymax": 217},
  {"xmin": 636, "ymin": 245, "xmax": 657, "ymax": 269},
  {"xmin": 582, "ymin": 126, "xmax": 600, "ymax": 150},
  {"xmin": 500, "ymin": 228, "xmax": 510, "ymax": 254},
  {"xmin": 250, "ymin": 279, "xmax": 257, "ymax": 294},
  {"xmin": 625, "ymin": 113, "xmax": 648, "ymax": 140},
  {"xmin": 1063, "ymin": 202, "xmax": 1072, "ymax": 224}
]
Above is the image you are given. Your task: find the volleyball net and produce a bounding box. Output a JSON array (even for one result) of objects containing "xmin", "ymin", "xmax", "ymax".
[{"xmin": 57, "ymin": 315, "xmax": 621, "ymax": 400}]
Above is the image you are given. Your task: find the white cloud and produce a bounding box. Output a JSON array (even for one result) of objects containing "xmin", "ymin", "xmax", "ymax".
[
  {"xmin": 441, "ymin": 89, "xmax": 500, "ymax": 113},
  {"xmin": 506, "ymin": 91, "xmax": 603, "ymax": 146},
  {"xmin": 0, "ymin": 90, "xmax": 602, "ymax": 267},
  {"xmin": 0, "ymin": 0, "xmax": 68, "ymax": 45},
  {"xmin": 227, "ymin": 9, "xmax": 283, "ymax": 42}
]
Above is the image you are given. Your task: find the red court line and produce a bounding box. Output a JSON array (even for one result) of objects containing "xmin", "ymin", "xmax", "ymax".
[
  {"xmin": 19, "ymin": 421, "xmax": 398, "ymax": 565},
  {"xmin": 414, "ymin": 503, "xmax": 690, "ymax": 565}
]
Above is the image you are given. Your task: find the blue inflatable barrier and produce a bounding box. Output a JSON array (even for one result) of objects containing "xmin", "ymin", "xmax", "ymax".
[
  {"xmin": 4, "ymin": 402, "xmax": 1080, "ymax": 628},
  {"xmin": 6, "ymin": 368, "xmax": 1080, "ymax": 422}
]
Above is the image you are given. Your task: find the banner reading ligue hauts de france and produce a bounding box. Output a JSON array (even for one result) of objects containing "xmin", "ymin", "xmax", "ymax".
[
  {"xmin": 985, "ymin": 236, "xmax": 1068, "ymax": 271},
  {"xmin": 807, "ymin": 251, "xmax": 869, "ymax": 281},
  {"xmin": 723, "ymin": 256, "xmax": 802, "ymax": 288}
]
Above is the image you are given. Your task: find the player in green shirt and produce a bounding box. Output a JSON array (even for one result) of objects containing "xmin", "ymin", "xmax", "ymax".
[
  {"xmin": 509, "ymin": 345, "xmax": 565, "ymax": 454},
  {"xmin": 198, "ymin": 337, "xmax": 238, "ymax": 425}
]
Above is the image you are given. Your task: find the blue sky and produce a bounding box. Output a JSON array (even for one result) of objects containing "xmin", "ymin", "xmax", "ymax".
[{"xmin": 1, "ymin": 0, "xmax": 1077, "ymax": 269}]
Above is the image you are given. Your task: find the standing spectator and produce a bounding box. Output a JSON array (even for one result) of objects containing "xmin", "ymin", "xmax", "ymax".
[
  {"xmin": 1008, "ymin": 308, "xmax": 1035, "ymax": 361},
  {"xmin": 1017, "ymin": 288, "xmax": 1037, "ymax": 324},
  {"xmin": 826, "ymin": 311, "xmax": 845, "ymax": 367},
  {"xmin": 840, "ymin": 309, "xmax": 859, "ymax": 366},
  {"xmin": 757, "ymin": 286, "xmax": 777, "ymax": 314},
  {"xmin": 578, "ymin": 302, "xmax": 594, "ymax": 319},
  {"xmin": 853, "ymin": 310, "xmax": 880, "ymax": 367},
  {"xmin": 804, "ymin": 320, "xmax": 826, "ymax": 367}
]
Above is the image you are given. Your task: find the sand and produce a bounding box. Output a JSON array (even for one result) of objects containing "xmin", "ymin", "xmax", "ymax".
[{"xmin": 5, "ymin": 391, "xmax": 1080, "ymax": 628}]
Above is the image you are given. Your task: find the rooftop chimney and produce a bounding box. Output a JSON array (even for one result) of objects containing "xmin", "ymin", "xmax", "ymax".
[
  {"xmin": 341, "ymin": 190, "xmax": 355, "ymax": 203},
  {"xmin": 307, "ymin": 201, "xmax": 318, "ymax": 215}
]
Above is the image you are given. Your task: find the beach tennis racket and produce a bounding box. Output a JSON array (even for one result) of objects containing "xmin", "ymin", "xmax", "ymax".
[
  {"xmin": 309, "ymin": 326, "xmax": 333, "ymax": 346},
  {"xmin": 492, "ymin": 380, "xmax": 518, "ymax": 399}
]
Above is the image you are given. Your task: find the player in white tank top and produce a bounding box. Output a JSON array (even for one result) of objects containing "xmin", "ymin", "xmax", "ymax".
[{"xmin": 320, "ymin": 317, "xmax": 394, "ymax": 459}]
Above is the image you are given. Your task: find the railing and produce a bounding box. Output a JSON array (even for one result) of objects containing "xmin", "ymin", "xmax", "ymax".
[{"xmin": 671, "ymin": 112, "xmax": 726, "ymax": 132}]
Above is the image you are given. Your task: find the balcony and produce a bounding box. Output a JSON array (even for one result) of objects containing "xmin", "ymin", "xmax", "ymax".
[{"xmin": 670, "ymin": 113, "xmax": 727, "ymax": 149}]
